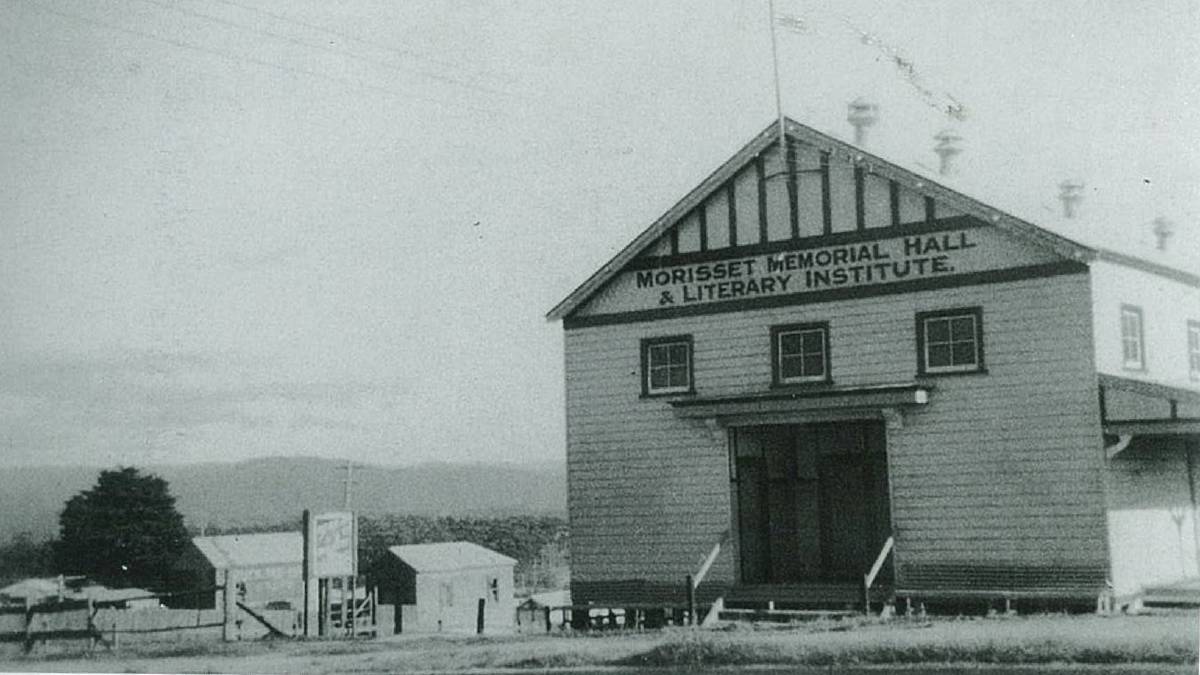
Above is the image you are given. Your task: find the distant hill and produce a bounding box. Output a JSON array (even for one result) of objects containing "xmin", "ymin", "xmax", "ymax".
[{"xmin": 0, "ymin": 457, "xmax": 566, "ymax": 543}]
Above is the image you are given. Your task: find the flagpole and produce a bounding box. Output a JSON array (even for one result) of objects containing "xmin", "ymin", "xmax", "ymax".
[{"xmin": 767, "ymin": 0, "xmax": 786, "ymax": 151}]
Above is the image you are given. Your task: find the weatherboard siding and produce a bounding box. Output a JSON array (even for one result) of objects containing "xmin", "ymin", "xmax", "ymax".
[
  {"xmin": 1091, "ymin": 259, "xmax": 1200, "ymax": 394},
  {"xmin": 564, "ymin": 270, "xmax": 1108, "ymax": 601},
  {"xmin": 1091, "ymin": 260, "xmax": 1200, "ymax": 598}
]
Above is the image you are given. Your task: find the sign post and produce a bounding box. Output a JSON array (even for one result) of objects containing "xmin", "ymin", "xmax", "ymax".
[{"xmin": 302, "ymin": 510, "xmax": 357, "ymax": 638}]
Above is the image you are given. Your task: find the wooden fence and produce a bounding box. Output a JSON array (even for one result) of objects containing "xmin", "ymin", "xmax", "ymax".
[{"xmin": 0, "ymin": 585, "xmax": 298, "ymax": 656}]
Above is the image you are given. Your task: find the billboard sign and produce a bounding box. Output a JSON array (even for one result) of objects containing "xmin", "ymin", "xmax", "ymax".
[{"xmin": 306, "ymin": 510, "xmax": 356, "ymax": 578}]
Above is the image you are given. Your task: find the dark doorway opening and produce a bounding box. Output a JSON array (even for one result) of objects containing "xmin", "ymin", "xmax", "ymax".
[{"xmin": 731, "ymin": 421, "xmax": 891, "ymax": 584}]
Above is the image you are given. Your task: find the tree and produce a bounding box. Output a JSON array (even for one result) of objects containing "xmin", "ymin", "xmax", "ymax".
[{"xmin": 54, "ymin": 467, "xmax": 189, "ymax": 589}]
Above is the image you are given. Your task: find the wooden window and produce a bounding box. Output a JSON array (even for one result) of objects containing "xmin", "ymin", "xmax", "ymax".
[
  {"xmin": 641, "ymin": 335, "xmax": 693, "ymax": 396},
  {"xmin": 917, "ymin": 307, "xmax": 985, "ymax": 375},
  {"xmin": 771, "ymin": 322, "xmax": 831, "ymax": 385},
  {"xmin": 1188, "ymin": 320, "xmax": 1200, "ymax": 380},
  {"xmin": 1120, "ymin": 305, "xmax": 1145, "ymax": 371}
]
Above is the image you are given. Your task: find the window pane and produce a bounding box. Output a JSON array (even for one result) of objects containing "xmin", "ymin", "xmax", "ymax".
[
  {"xmin": 780, "ymin": 356, "xmax": 802, "ymax": 380},
  {"xmin": 927, "ymin": 344, "xmax": 951, "ymax": 367},
  {"xmin": 668, "ymin": 344, "xmax": 688, "ymax": 365},
  {"xmin": 802, "ymin": 331, "xmax": 824, "ymax": 354},
  {"xmin": 650, "ymin": 366, "xmax": 670, "ymax": 389},
  {"xmin": 950, "ymin": 317, "xmax": 975, "ymax": 341},
  {"xmin": 926, "ymin": 318, "xmax": 950, "ymax": 343},
  {"xmin": 1122, "ymin": 340, "xmax": 1139, "ymax": 362},
  {"xmin": 780, "ymin": 333, "xmax": 803, "ymax": 356},
  {"xmin": 951, "ymin": 342, "xmax": 976, "ymax": 365},
  {"xmin": 649, "ymin": 345, "xmax": 669, "ymax": 365},
  {"xmin": 802, "ymin": 354, "xmax": 825, "ymax": 376},
  {"xmin": 668, "ymin": 365, "xmax": 689, "ymax": 388}
]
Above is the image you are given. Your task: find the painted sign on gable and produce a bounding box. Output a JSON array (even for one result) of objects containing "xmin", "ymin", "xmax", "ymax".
[{"xmin": 574, "ymin": 222, "xmax": 1065, "ymax": 319}]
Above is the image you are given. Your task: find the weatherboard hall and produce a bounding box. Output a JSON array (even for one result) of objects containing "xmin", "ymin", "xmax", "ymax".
[{"xmin": 547, "ymin": 118, "xmax": 1200, "ymax": 613}]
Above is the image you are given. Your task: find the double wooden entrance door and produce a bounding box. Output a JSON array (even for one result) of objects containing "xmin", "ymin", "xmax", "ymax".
[{"xmin": 732, "ymin": 422, "xmax": 892, "ymax": 584}]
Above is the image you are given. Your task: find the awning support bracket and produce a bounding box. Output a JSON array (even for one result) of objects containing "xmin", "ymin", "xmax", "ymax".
[{"xmin": 1105, "ymin": 434, "xmax": 1133, "ymax": 459}]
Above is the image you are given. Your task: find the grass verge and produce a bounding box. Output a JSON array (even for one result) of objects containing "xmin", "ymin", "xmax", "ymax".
[{"xmin": 0, "ymin": 612, "xmax": 1194, "ymax": 673}]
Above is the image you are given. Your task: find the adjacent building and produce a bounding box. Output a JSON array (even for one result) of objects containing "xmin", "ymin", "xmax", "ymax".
[
  {"xmin": 547, "ymin": 118, "xmax": 1200, "ymax": 611},
  {"xmin": 369, "ymin": 541, "xmax": 515, "ymax": 633},
  {"xmin": 172, "ymin": 532, "xmax": 304, "ymax": 610}
]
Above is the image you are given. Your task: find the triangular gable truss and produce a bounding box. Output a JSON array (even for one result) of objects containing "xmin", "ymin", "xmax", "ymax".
[{"xmin": 547, "ymin": 118, "xmax": 1095, "ymax": 321}]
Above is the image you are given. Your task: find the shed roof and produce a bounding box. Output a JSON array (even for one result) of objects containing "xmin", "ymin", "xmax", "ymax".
[
  {"xmin": 387, "ymin": 541, "xmax": 516, "ymax": 573},
  {"xmin": 192, "ymin": 532, "xmax": 303, "ymax": 569},
  {"xmin": 0, "ymin": 578, "xmax": 60, "ymax": 602}
]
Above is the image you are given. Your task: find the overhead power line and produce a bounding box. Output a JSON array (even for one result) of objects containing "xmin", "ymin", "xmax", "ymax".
[
  {"xmin": 28, "ymin": 3, "xmax": 502, "ymax": 120},
  {"xmin": 139, "ymin": 0, "xmax": 524, "ymax": 102},
  {"xmin": 208, "ymin": 0, "xmax": 524, "ymax": 88}
]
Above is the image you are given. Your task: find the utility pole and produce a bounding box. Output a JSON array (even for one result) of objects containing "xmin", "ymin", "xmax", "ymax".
[{"xmin": 342, "ymin": 460, "xmax": 355, "ymax": 510}]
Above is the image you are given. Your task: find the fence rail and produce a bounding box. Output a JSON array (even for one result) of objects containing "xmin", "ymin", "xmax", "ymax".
[{"xmin": 0, "ymin": 585, "xmax": 241, "ymax": 656}]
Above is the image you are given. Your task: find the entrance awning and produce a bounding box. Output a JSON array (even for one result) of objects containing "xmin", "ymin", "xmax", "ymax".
[
  {"xmin": 1099, "ymin": 374, "xmax": 1200, "ymax": 457},
  {"xmin": 1103, "ymin": 418, "xmax": 1200, "ymax": 436},
  {"xmin": 670, "ymin": 382, "xmax": 930, "ymax": 429}
]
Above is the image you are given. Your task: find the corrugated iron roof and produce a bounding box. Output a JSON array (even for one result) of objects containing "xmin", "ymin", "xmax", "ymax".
[
  {"xmin": 192, "ymin": 531, "xmax": 303, "ymax": 569},
  {"xmin": 386, "ymin": 541, "xmax": 516, "ymax": 573}
]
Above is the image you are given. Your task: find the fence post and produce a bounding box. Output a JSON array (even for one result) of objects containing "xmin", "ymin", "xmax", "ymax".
[
  {"xmin": 86, "ymin": 597, "xmax": 95, "ymax": 653},
  {"xmin": 476, "ymin": 598, "xmax": 485, "ymax": 634},
  {"xmin": 222, "ymin": 569, "xmax": 235, "ymax": 642},
  {"xmin": 22, "ymin": 597, "xmax": 33, "ymax": 654}
]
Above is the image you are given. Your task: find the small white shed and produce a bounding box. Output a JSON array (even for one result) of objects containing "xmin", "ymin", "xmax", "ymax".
[{"xmin": 370, "ymin": 541, "xmax": 515, "ymax": 634}]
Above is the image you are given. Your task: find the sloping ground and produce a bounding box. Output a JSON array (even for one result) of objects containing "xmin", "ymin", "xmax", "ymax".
[{"xmin": 0, "ymin": 613, "xmax": 1194, "ymax": 673}]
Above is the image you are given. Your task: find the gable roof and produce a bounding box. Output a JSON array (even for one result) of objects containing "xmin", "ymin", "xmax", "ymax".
[
  {"xmin": 547, "ymin": 117, "xmax": 1097, "ymax": 322},
  {"xmin": 386, "ymin": 541, "xmax": 516, "ymax": 573},
  {"xmin": 192, "ymin": 532, "xmax": 303, "ymax": 569}
]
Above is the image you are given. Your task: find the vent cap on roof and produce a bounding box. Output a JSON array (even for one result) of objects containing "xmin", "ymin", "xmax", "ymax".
[
  {"xmin": 1058, "ymin": 180, "xmax": 1085, "ymax": 219},
  {"xmin": 847, "ymin": 98, "xmax": 879, "ymax": 146},
  {"xmin": 1152, "ymin": 216, "xmax": 1175, "ymax": 251},
  {"xmin": 933, "ymin": 129, "xmax": 962, "ymax": 176}
]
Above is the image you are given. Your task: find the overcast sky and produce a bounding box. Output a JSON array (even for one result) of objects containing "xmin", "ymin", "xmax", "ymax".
[{"xmin": 1, "ymin": 1, "xmax": 1197, "ymax": 468}]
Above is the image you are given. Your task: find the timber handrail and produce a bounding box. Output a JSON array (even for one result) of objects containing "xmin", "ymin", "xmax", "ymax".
[
  {"xmin": 687, "ymin": 529, "xmax": 730, "ymax": 626},
  {"xmin": 692, "ymin": 529, "xmax": 730, "ymax": 590},
  {"xmin": 861, "ymin": 535, "xmax": 895, "ymax": 614}
]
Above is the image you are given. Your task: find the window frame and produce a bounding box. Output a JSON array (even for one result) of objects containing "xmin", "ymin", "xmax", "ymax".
[
  {"xmin": 915, "ymin": 306, "xmax": 986, "ymax": 376},
  {"xmin": 770, "ymin": 321, "xmax": 832, "ymax": 387},
  {"xmin": 640, "ymin": 334, "xmax": 694, "ymax": 397},
  {"xmin": 1188, "ymin": 320, "xmax": 1200, "ymax": 381},
  {"xmin": 1120, "ymin": 304, "xmax": 1146, "ymax": 372}
]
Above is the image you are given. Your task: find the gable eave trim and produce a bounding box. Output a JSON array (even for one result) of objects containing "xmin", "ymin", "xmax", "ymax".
[{"xmin": 546, "ymin": 117, "xmax": 1096, "ymax": 322}]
